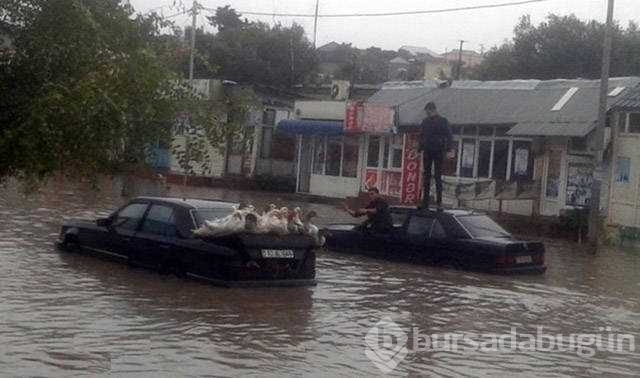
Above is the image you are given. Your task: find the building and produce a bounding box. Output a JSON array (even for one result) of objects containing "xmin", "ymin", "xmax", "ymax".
[
  {"xmin": 608, "ymin": 85, "xmax": 640, "ymax": 227},
  {"xmin": 282, "ymin": 77, "xmax": 640, "ymax": 223},
  {"xmin": 441, "ymin": 50, "xmax": 484, "ymax": 68}
]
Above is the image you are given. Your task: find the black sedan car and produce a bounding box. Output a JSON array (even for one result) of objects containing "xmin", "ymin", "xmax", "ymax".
[
  {"xmin": 57, "ymin": 197, "xmax": 317, "ymax": 287},
  {"xmin": 323, "ymin": 207, "xmax": 546, "ymax": 274}
]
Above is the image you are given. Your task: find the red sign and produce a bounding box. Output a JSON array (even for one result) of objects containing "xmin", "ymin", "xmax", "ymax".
[
  {"xmin": 364, "ymin": 169, "xmax": 378, "ymax": 190},
  {"xmin": 401, "ymin": 133, "xmax": 422, "ymax": 205},
  {"xmin": 362, "ymin": 104, "xmax": 395, "ymax": 133},
  {"xmin": 345, "ymin": 101, "xmax": 364, "ymax": 132}
]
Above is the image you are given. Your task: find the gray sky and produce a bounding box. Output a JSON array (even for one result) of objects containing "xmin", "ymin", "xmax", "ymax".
[{"xmin": 129, "ymin": 0, "xmax": 640, "ymax": 54}]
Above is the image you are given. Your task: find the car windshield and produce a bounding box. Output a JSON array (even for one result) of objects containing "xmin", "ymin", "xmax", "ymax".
[
  {"xmin": 193, "ymin": 208, "xmax": 235, "ymax": 227},
  {"xmin": 457, "ymin": 215, "xmax": 510, "ymax": 238}
]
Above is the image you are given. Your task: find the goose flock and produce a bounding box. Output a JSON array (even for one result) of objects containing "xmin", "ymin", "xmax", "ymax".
[{"xmin": 193, "ymin": 204, "xmax": 325, "ymax": 246}]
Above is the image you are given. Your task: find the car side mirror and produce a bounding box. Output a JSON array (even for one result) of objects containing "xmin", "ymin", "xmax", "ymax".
[{"xmin": 96, "ymin": 218, "xmax": 112, "ymax": 227}]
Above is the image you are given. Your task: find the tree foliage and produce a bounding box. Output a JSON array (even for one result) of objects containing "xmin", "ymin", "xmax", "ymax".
[
  {"xmin": 472, "ymin": 14, "xmax": 640, "ymax": 80},
  {"xmin": 184, "ymin": 6, "xmax": 317, "ymax": 87},
  {"xmin": 0, "ymin": 0, "xmax": 193, "ymax": 184}
]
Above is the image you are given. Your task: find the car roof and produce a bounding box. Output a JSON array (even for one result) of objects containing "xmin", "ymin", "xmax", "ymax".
[
  {"xmin": 134, "ymin": 197, "xmax": 239, "ymax": 210},
  {"xmin": 390, "ymin": 206, "xmax": 478, "ymax": 217}
]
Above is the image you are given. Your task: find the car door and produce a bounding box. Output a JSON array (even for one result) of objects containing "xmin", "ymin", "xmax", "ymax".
[
  {"xmin": 130, "ymin": 204, "xmax": 178, "ymax": 270},
  {"xmin": 405, "ymin": 214, "xmax": 447, "ymax": 264},
  {"xmin": 109, "ymin": 202, "xmax": 149, "ymax": 259}
]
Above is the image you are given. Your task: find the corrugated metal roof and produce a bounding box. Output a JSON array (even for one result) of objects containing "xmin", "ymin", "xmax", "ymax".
[
  {"xmin": 612, "ymin": 84, "xmax": 640, "ymax": 111},
  {"xmin": 367, "ymin": 80, "xmax": 441, "ymax": 106},
  {"xmin": 369, "ymin": 77, "xmax": 640, "ymax": 137}
]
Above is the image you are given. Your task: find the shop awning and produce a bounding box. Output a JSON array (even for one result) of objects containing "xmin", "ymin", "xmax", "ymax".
[
  {"xmin": 508, "ymin": 121, "xmax": 595, "ymax": 137},
  {"xmin": 277, "ymin": 119, "xmax": 344, "ymax": 136}
]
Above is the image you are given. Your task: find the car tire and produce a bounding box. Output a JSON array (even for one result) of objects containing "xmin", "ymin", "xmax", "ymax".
[{"xmin": 63, "ymin": 235, "xmax": 80, "ymax": 253}]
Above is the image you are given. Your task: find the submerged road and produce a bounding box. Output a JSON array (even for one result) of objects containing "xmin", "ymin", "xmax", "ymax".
[{"xmin": 0, "ymin": 178, "xmax": 639, "ymax": 376}]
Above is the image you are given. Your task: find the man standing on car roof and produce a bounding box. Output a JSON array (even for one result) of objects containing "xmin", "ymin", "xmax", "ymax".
[
  {"xmin": 343, "ymin": 187, "xmax": 393, "ymax": 233},
  {"xmin": 418, "ymin": 102, "xmax": 455, "ymax": 211}
]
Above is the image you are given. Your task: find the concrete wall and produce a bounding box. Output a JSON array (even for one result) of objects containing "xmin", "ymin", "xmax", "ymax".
[{"xmin": 295, "ymin": 101, "xmax": 346, "ymax": 120}]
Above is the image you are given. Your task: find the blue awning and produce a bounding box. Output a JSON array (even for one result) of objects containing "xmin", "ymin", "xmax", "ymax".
[{"xmin": 277, "ymin": 119, "xmax": 344, "ymax": 136}]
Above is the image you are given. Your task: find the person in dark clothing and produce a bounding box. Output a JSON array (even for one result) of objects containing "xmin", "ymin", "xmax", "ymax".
[
  {"xmin": 343, "ymin": 187, "xmax": 393, "ymax": 233},
  {"xmin": 418, "ymin": 102, "xmax": 454, "ymax": 210}
]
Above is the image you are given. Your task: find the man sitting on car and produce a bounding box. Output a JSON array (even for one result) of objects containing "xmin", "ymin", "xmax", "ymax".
[{"xmin": 344, "ymin": 187, "xmax": 393, "ymax": 233}]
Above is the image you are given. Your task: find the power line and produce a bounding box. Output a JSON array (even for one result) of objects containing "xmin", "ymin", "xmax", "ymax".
[{"xmin": 202, "ymin": 0, "xmax": 548, "ymax": 18}]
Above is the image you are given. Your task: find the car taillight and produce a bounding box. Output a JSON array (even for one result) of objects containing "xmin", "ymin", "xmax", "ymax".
[
  {"xmin": 495, "ymin": 255, "xmax": 516, "ymax": 267},
  {"xmin": 532, "ymin": 253, "xmax": 545, "ymax": 265}
]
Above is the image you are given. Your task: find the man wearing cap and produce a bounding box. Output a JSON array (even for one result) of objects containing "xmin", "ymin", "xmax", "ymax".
[{"xmin": 419, "ymin": 102, "xmax": 454, "ymax": 211}]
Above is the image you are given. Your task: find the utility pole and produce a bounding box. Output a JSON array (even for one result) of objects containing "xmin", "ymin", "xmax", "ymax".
[
  {"xmin": 588, "ymin": 0, "xmax": 615, "ymax": 249},
  {"xmin": 456, "ymin": 40, "xmax": 465, "ymax": 80},
  {"xmin": 313, "ymin": 0, "xmax": 320, "ymax": 48},
  {"xmin": 188, "ymin": 0, "xmax": 199, "ymax": 80}
]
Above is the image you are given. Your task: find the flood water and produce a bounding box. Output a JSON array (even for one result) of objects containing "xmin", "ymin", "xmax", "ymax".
[{"xmin": 1, "ymin": 177, "xmax": 639, "ymax": 377}]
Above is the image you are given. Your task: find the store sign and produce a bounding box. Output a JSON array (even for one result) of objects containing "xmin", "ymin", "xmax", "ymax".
[
  {"xmin": 401, "ymin": 133, "xmax": 422, "ymax": 205},
  {"xmin": 345, "ymin": 101, "xmax": 364, "ymax": 132},
  {"xmin": 345, "ymin": 102, "xmax": 394, "ymax": 133}
]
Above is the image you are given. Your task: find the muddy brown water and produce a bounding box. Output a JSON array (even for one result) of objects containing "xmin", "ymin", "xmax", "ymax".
[{"xmin": 1, "ymin": 178, "xmax": 639, "ymax": 377}]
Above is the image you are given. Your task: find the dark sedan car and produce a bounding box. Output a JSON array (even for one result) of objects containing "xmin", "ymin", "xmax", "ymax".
[
  {"xmin": 57, "ymin": 197, "xmax": 317, "ymax": 287},
  {"xmin": 323, "ymin": 207, "xmax": 546, "ymax": 274}
]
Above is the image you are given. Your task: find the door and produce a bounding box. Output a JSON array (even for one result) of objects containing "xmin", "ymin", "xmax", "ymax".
[
  {"xmin": 541, "ymin": 147, "xmax": 564, "ymax": 216},
  {"xmin": 131, "ymin": 204, "xmax": 178, "ymax": 270},
  {"xmin": 405, "ymin": 215, "xmax": 448, "ymax": 264},
  {"xmin": 110, "ymin": 202, "xmax": 149, "ymax": 259},
  {"xmin": 297, "ymin": 135, "xmax": 314, "ymax": 193}
]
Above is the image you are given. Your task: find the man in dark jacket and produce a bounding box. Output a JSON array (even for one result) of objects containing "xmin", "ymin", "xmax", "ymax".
[
  {"xmin": 344, "ymin": 187, "xmax": 393, "ymax": 233},
  {"xmin": 418, "ymin": 102, "xmax": 454, "ymax": 210}
]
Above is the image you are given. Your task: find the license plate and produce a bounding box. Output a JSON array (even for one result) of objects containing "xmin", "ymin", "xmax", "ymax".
[
  {"xmin": 261, "ymin": 249, "xmax": 295, "ymax": 259},
  {"xmin": 516, "ymin": 255, "xmax": 532, "ymax": 264}
]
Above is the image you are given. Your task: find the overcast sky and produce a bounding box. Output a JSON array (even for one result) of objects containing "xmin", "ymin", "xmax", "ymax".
[{"xmin": 129, "ymin": 0, "xmax": 640, "ymax": 54}]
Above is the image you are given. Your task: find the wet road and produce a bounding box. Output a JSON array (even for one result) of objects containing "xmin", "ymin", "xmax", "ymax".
[{"xmin": 1, "ymin": 178, "xmax": 639, "ymax": 377}]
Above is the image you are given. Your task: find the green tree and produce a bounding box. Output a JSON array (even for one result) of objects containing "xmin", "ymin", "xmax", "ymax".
[
  {"xmin": 472, "ymin": 14, "xmax": 640, "ymax": 80},
  {"xmin": 0, "ymin": 0, "xmax": 194, "ymax": 186},
  {"xmin": 197, "ymin": 6, "xmax": 317, "ymax": 87}
]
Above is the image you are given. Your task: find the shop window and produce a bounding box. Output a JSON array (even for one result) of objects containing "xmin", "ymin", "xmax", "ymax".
[
  {"xmin": 492, "ymin": 140, "xmax": 509, "ymax": 179},
  {"xmin": 367, "ymin": 136, "xmax": 381, "ymax": 167},
  {"xmin": 618, "ymin": 113, "xmax": 628, "ymax": 133},
  {"xmin": 271, "ymin": 132, "xmax": 295, "ymax": 161},
  {"xmin": 342, "ymin": 137, "xmax": 359, "ymax": 178},
  {"xmin": 312, "ymin": 137, "xmax": 325, "ymax": 174},
  {"xmin": 325, "ymin": 136, "xmax": 342, "ymax": 176},
  {"xmin": 260, "ymin": 127, "xmax": 273, "ymax": 158},
  {"xmin": 616, "ymin": 157, "xmax": 630, "ymax": 184},
  {"xmin": 478, "ymin": 140, "xmax": 491, "ymax": 178},
  {"xmin": 382, "ymin": 138, "xmax": 390, "ymax": 169},
  {"xmin": 391, "ymin": 148, "xmax": 403, "ymax": 169},
  {"xmin": 262, "ymin": 109, "xmax": 276, "ymax": 125},
  {"xmin": 629, "ymin": 113, "xmax": 640, "ymax": 133},
  {"xmin": 512, "ymin": 141, "xmax": 533, "ymax": 180},
  {"xmin": 442, "ymin": 141, "xmax": 458, "ymax": 176},
  {"xmin": 451, "ymin": 126, "xmax": 461, "ymax": 135},
  {"xmin": 460, "ymin": 139, "xmax": 476, "ymax": 177}
]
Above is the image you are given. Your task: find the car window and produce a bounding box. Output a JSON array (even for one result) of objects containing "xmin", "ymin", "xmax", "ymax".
[
  {"xmin": 431, "ymin": 220, "xmax": 447, "ymax": 239},
  {"xmin": 194, "ymin": 208, "xmax": 235, "ymax": 227},
  {"xmin": 114, "ymin": 203, "xmax": 148, "ymax": 231},
  {"xmin": 141, "ymin": 205, "xmax": 177, "ymax": 237},
  {"xmin": 407, "ymin": 216, "xmax": 435, "ymax": 236},
  {"xmin": 457, "ymin": 215, "xmax": 510, "ymax": 238},
  {"xmin": 391, "ymin": 212, "xmax": 408, "ymax": 227}
]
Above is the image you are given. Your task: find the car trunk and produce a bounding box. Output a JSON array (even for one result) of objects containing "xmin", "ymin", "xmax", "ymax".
[
  {"xmin": 499, "ymin": 240, "xmax": 545, "ymax": 269},
  {"xmin": 208, "ymin": 233, "xmax": 317, "ymax": 282}
]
